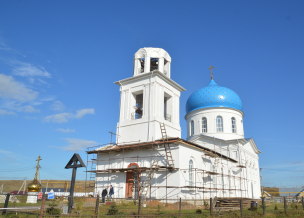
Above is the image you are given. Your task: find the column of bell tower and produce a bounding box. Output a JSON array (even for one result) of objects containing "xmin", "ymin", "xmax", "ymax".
[{"xmin": 115, "ymin": 47, "xmax": 185, "ymax": 144}]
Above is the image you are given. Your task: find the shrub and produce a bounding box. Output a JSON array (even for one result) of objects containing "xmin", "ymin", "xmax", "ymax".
[
  {"xmin": 156, "ymin": 204, "xmax": 162, "ymax": 214},
  {"xmin": 204, "ymin": 200, "xmax": 209, "ymax": 209},
  {"xmin": 196, "ymin": 209, "xmax": 202, "ymax": 214},
  {"xmin": 46, "ymin": 202, "xmax": 61, "ymax": 216},
  {"xmin": 107, "ymin": 204, "xmax": 118, "ymax": 215},
  {"xmin": 75, "ymin": 198, "xmax": 84, "ymax": 211},
  {"xmin": 290, "ymin": 203, "xmax": 298, "ymax": 209}
]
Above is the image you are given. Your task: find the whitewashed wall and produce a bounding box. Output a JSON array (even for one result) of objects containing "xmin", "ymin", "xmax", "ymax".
[{"xmin": 94, "ymin": 142, "xmax": 261, "ymax": 200}]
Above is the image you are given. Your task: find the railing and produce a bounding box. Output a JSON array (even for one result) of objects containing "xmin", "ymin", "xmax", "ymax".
[{"xmin": 164, "ymin": 113, "xmax": 171, "ymax": 122}]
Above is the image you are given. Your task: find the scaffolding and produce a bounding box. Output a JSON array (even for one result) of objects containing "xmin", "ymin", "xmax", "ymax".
[{"xmin": 85, "ymin": 124, "xmax": 251, "ymax": 201}]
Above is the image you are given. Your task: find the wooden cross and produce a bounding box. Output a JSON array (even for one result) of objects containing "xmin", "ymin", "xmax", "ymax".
[
  {"xmin": 208, "ymin": 65, "xmax": 215, "ymax": 80},
  {"xmin": 34, "ymin": 156, "xmax": 42, "ymax": 180},
  {"xmin": 65, "ymin": 153, "xmax": 86, "ymax": 214}
]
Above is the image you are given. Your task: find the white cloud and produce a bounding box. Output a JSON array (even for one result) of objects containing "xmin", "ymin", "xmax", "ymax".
[
  {"xmin": 37, "ymin": 79, "xmax": 49, "ymax": 85},
  {"xmin": 49, "ymin": 138, "xmax": 97, "ymax": 151},
  {"xmin": 44, "ymin": 113, "xmax": 73, "ymax": 123},
  {"xmin": 1, "ymin": 101, "xmax": 40, "ymax": 113},
  {"xmin": 0, "ymin": 41, "xmax": 25, "ymax": 57},
  {"xmin": 0, "ymin": 74, "xmax": 39, "ymax": 102},
  {"xmin": 12, "ymin": 61, "xmax": 51, "ymax": 78},
  {"xmin": 75, "ymin": 108, "xmax": 95, "ymax": 118},
  {"xmin": 0, "ymin": 149, "xmax": 20, "ymax": 161},
  {"xmin": 44, "ymin": 108, "xmax": 95, "ymax": 123},
  {"xmin": 0, "ymin": 109, "xmax": 16, "ymax": 115},
  {"xmin": 20, "ymin": 105, "xmax": 40, "ymax": 113},
  {"xmin": 56, "ymin": 128, "xmax": 75, "ymax": 133},
  {"xmin": 51, "ymin": 101, "xmax": 65, "ymax": 111}
]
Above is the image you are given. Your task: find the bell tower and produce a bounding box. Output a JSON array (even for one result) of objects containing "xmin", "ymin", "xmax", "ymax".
[{"xmin": 115, "ymin": 48, "xmax": 185, "ymax": 144}]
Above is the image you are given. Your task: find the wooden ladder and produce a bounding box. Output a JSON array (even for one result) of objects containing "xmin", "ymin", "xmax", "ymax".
[
  {"xmin": 160, "ymin": 123, "xmax": 175, "ymax": 168},
  {"xmin": 139, "ymin": 159, "xmax": 159, "ymax": 199}
]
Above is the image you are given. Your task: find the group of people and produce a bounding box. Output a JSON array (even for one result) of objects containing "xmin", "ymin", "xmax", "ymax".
[{"xmin": 101, "ymin": 185, "xmax": 114, "ymax": 203}]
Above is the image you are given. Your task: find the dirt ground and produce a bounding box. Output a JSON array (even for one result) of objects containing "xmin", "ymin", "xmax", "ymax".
[{"xmin": 146, "ymin": 200, "xmax": 197, "ymax": 210}]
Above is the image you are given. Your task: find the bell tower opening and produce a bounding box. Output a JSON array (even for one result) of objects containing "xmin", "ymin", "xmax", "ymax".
[
  {"xmin": 133, "ymin": 47, "xmax": 171, "ymax": 77},
  {"xmin": 150, "ymin": 58, "xmax": 159, "ymax": 71},
  {"xmin": 131, "ymin": 91, "xmax": 143, "ymax": 120},
  {"xmin": 140, "ymin": 58, "xmax": 145, "ymax": 73}
]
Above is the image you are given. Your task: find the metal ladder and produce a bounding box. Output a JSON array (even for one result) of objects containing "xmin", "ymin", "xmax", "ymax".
[
  {"xmin": 89, "ymin": 154, "xmax": 97, "ymax": 187},
  {"xmin": 139, "ymin": 159, "xmax": 159, "ymax": 199},
  {"xmin": 159, "ymin": 123, "xmax": 175, "ymax": 168}
]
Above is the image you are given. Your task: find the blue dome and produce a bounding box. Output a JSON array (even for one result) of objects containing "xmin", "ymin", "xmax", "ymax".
[{"xmin": 186, "ymin": 79, "xmax": 242, "ymax": 114}]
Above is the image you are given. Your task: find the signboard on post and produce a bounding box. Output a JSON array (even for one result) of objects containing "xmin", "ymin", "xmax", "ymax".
[
  {"xmin": 38, "ymin": 192, "xmax": 43, "ymax": 199},
  {"xmin": 65, "ymin": 153, "xmax": 86, "ymax": 214},
  {"xmin": 48, "ymin": 192, "xmax": 55, "ymax": 199}
]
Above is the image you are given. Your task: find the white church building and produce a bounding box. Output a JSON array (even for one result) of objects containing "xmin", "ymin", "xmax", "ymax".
[{"xmin": 87, "ymin": 47, "xmax": 261, "ymax": 200}]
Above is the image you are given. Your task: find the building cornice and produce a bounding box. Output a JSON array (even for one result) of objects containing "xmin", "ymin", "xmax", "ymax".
[
  {"xmin": 185, "ymin": 107, "xmax": 244, "ymax": 120},
  {"xmin": 114, "ymin": 71, "xmax": 186, "ymax": 92},
  {"xmin": 188, "ymin": 134, "xmax": 261, "ymax": 155}
]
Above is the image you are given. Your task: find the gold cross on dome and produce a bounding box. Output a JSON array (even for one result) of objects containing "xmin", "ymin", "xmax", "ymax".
[
  {"xmin": 34, "ymin": 155, "xmax": 42, "ymax": 180},
  {"xmin": 208, "ymin": 65, "xmax": 215, "ymax": 80}
]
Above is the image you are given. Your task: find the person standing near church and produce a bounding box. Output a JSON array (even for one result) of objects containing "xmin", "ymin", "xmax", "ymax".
[
  {"xmin": 109, "ymin": 185, "xmax": 114, "ymax": 201},
  {"xmin": 101, "ymin": 188, "xmax": 107, "ymax": 203}
]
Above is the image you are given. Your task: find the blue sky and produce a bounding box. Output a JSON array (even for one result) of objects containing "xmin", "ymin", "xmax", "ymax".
[{"xmin": 0, "ymin": 1, "xmax": 303, "ymax": 187}]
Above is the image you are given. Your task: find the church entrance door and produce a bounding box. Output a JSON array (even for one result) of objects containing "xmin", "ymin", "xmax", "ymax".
[{"xmin": 125, "ymin": 163, "xmax": 140, "ymax": 199}]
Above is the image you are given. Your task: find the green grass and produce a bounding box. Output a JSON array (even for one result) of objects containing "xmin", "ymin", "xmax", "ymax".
[{"xmin": 1, "ymin": 200, "xmax": 304, "ymax": 217}]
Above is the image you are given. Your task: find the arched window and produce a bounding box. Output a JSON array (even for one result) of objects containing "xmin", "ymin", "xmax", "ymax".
[
  {"xmin": 216, "ymin": 116, "xmax": 223, "ymax": 132},
  {"xmin": 189, "ymin": 159, "xmax": 194, "ymax": 187},
  {"xmin": 202, "ymin": 117, "xmax": 207, "ymax": 133},
  {"xmin": 190, "ymin": 120, "xmax": 194, "ymax": 136},
  {"xmin": 231, "ymin": 117, "xmax": 236, "ymax": 133}
]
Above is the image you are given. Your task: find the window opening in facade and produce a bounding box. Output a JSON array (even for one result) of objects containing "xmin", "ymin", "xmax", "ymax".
[
  {"xmin": 231, "ymin": 117, "xmax": 236, "ymax": 133},
  {"xmin": 133, "ymin": 94, "xmax": 143, "ymax": 119},
  {"xmin": 140, "ymin": 58, "xmax": 145, "ymax": 73},
  {"xmin": 191, "ymin": 120, "xmax": 194, "ymax": 136},
  {"xmin": 189, "ymin": 159, "xmax": 194, "ymax": 187},
  {"xmin": 150, "ymin": 58, "xmax": 159, "ymax": 71},
  {"xmin": 164, "ymin": 97, "xmax": 170, "ymax": 121},
  {"xmin": 216, "ymin": 116, "xmax": 223, "ymax": 132},
  {"xmin": 164, "ymin": 59, "xmax": 169, "ymax": 75},
  {"xmin": 202, "ymin": 117, "xmax": 207, "ymax": 133}
]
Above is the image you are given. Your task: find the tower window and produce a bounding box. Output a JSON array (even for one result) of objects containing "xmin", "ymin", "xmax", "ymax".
[
  {"xmin": 164, "ymin": 93, "xmax": 172, "ymax": 122},
  {"xmin": 190, "ymin": 120, "xmax": 194, "ymax": 136},
  {"xmin": 150, "ymin": 58, "xmax": 159, "ymax": 71},
  {"xmin": 216, "ymin": 116, "xmax": 223, "ymax": 132},
  {"xmin": 231, "ymin": 117, "xmax": 236, "ymax": 133},
  {"xmin": 132, "ymin": 93, "xmax": 143, "ymax": 120},
  {"xmin": 202, "ymin": 117, "xmax": 207, "ymax": 133},
  {"xmin": 140, "ymin": 58, "xmax": 145, "ymax": 73}
]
